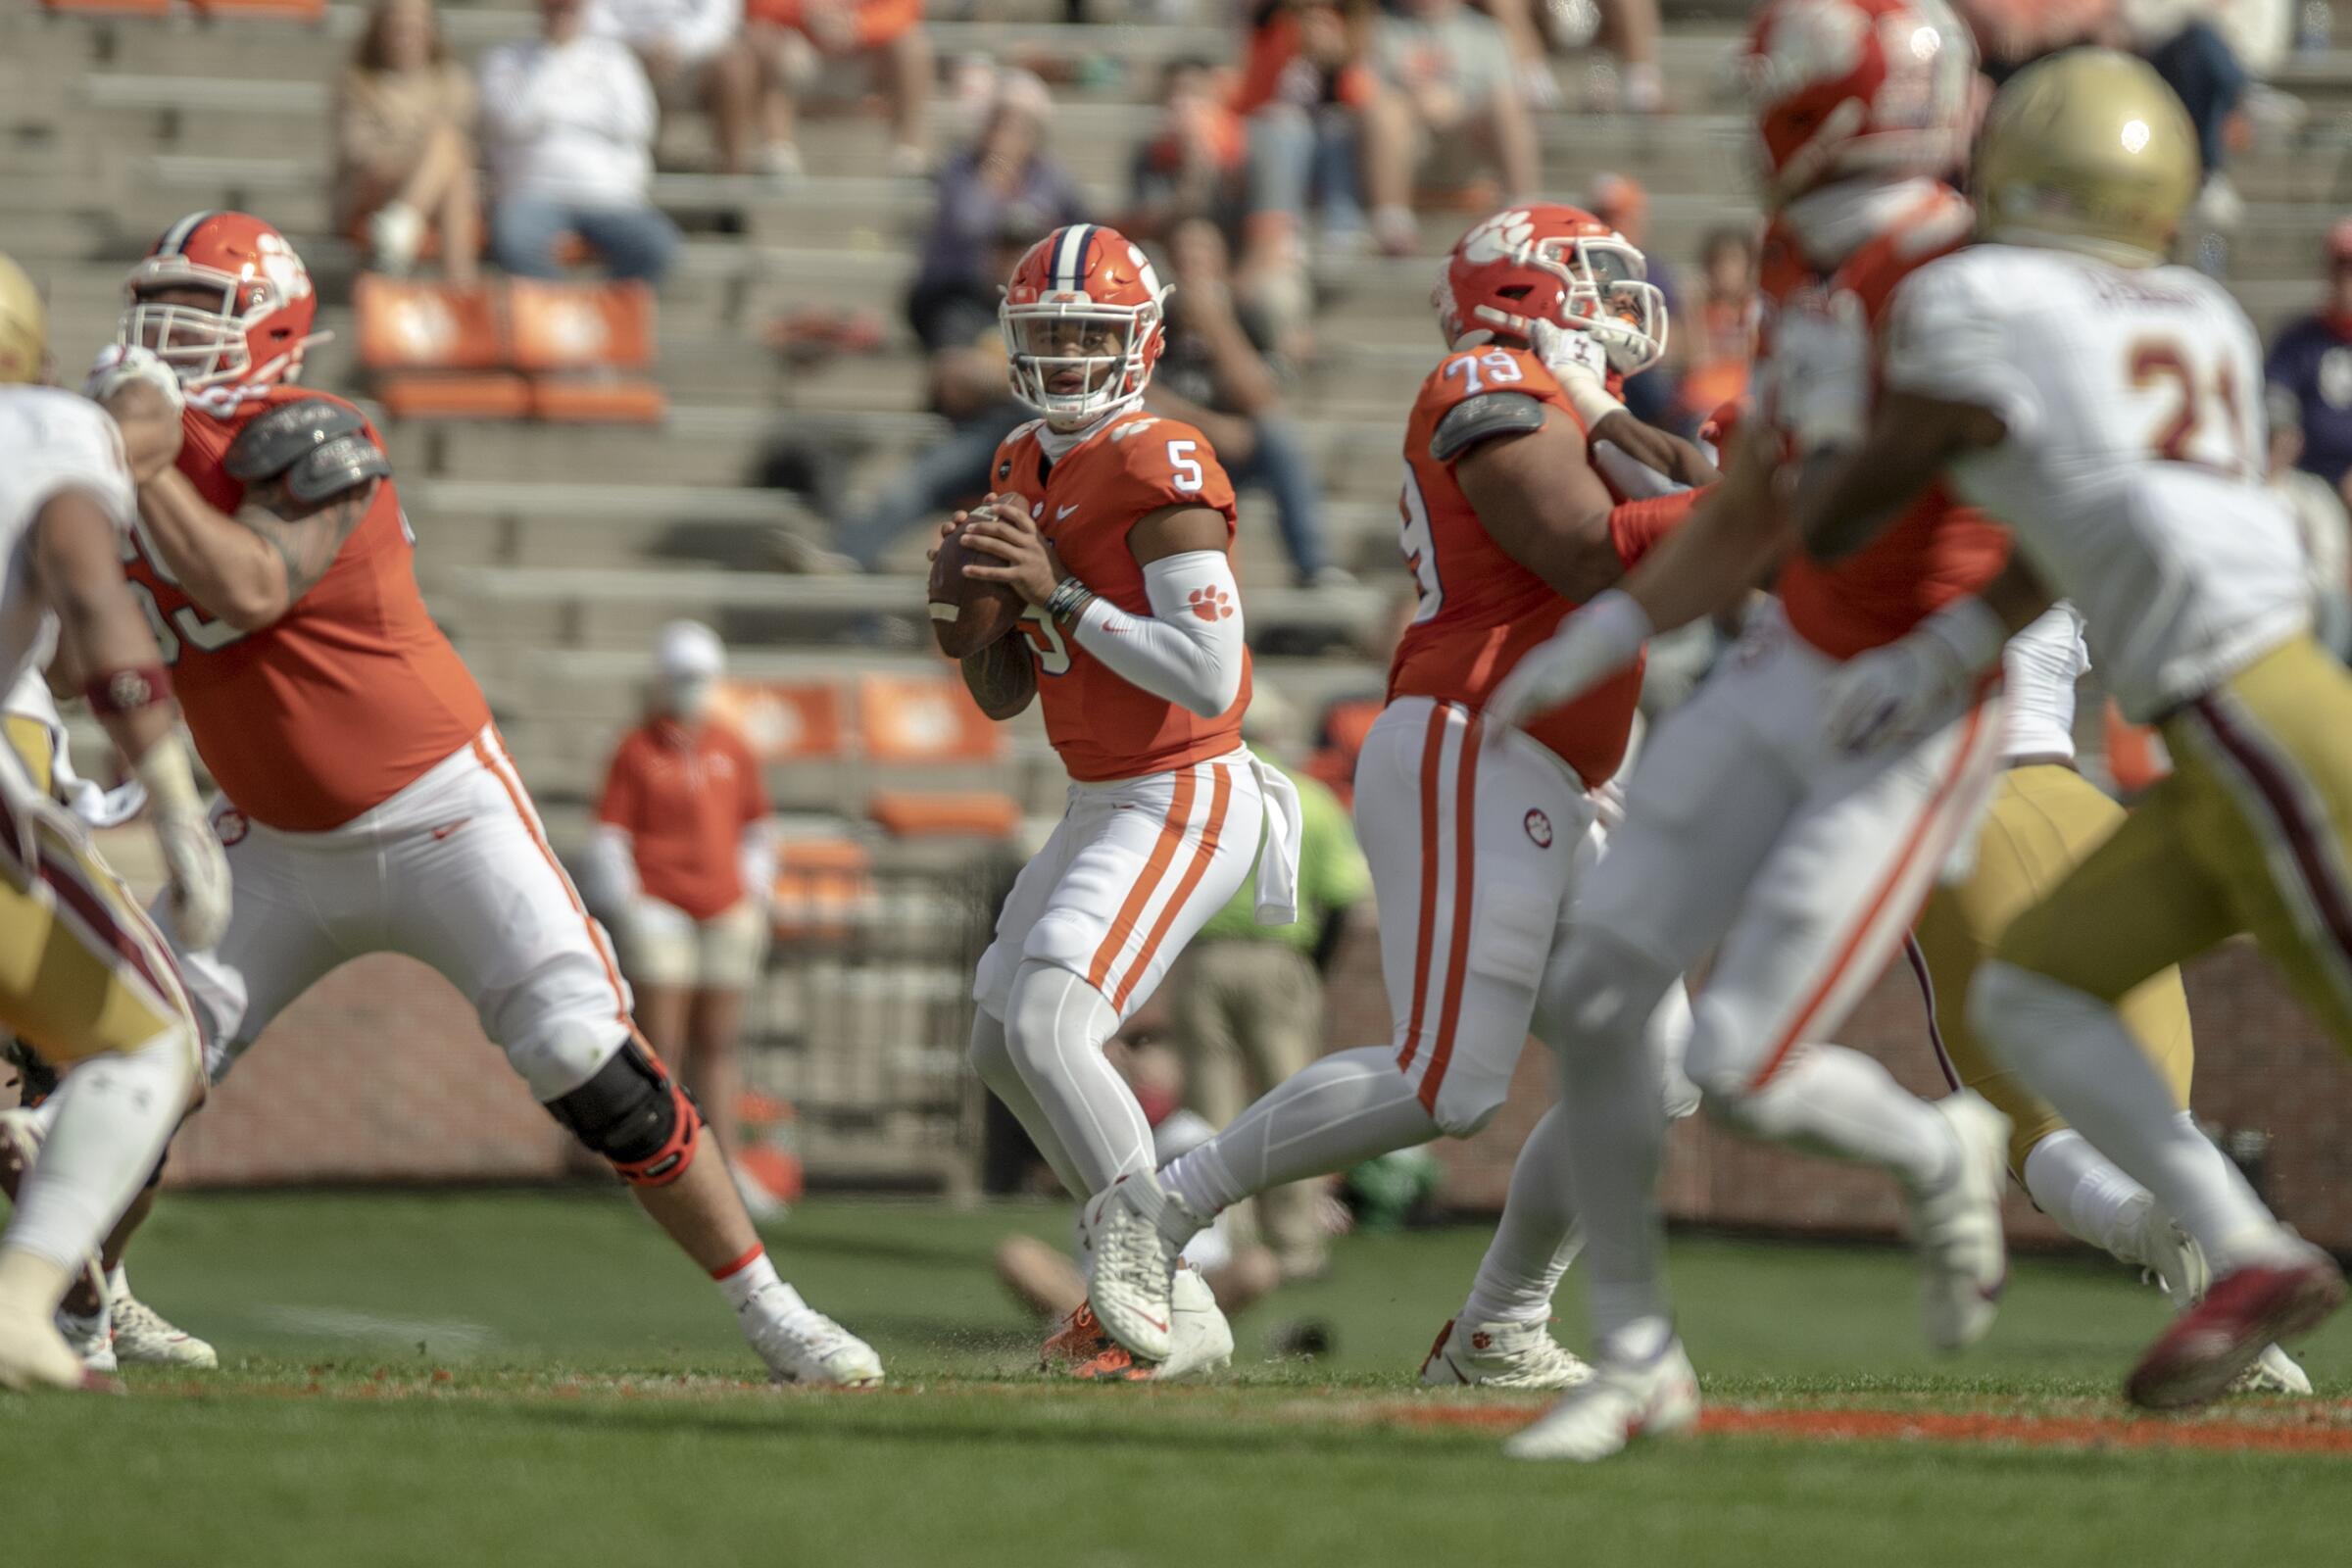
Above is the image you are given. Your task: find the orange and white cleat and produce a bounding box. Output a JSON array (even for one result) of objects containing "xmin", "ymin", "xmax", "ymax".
[
  {"xmin": 1420, "ymin": 1317, "xmax": 1593, "ymax": 1391},
  {"xmin": 1043, "ymin": 1302, "xmax": 1149, "ymax": 1382},
  {"xmin": 2128, "ymin": 1248, "xmax": 2345, "ymax": 1410}
]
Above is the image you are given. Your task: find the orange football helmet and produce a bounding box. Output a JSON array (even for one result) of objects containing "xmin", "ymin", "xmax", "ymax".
[
  {"xmin": 1435, "ymin": 204, "xmax": 1667, "ymax": 374},
  {"xmin": 1001, "ymin": 223, "xmax": 1169, "ymax": 426},
  {"xmin": 118, "ymin": 210, "xmax": 320, "ymax": 393},
  {"xmin": 1742, "ymin": 0, "xmax": 1978, "ymax": 206}
]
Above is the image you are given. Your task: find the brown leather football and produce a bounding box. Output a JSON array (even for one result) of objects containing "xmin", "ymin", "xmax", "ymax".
[{"xmin": 928, "ymin": 521, "xmax": 1027, "ymax": 659}]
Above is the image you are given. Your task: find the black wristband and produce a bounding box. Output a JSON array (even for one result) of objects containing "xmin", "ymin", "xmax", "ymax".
[{"xmin": 1045, "ymin": 575, "xmax": 1096, "ymax": 623}]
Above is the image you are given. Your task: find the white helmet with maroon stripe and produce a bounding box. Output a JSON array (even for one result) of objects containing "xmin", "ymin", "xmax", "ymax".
[
  {"xmin": 1001, "ymin": 223, "xmax": 1170, "ymax": 428},
  {"xmin": 119, "ymin": 210, "xmax": 320, "ymax": 393}
]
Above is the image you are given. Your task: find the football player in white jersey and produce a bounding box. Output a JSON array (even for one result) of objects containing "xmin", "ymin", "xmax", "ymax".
[
  {"xmin": 0, "ymin": 253, "xmax": 229, "ymax": 1389},
  {"xmin": 1797, "ymin": 50, "xmax": 2349, "ymax": 1408}
]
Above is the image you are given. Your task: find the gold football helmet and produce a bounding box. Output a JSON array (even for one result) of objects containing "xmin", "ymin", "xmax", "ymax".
[
  {"xmin": 0, "ymin": 252, "xmax": 45, "ymax": 385},
  {"xmin": 1973, "ymin": 49, "xmax": 2200, "ymax": 268}
]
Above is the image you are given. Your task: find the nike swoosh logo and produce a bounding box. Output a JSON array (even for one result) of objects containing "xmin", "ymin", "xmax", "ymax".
[
  {"xmin": 1056, "ymin": 505, "xmax": 1079, "ymax": 519},
  {"xmin": 431, "ymin": 818, "xmax": 470, "ymax": 841}
]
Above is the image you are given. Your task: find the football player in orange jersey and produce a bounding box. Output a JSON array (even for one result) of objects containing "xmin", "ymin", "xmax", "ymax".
[
  {"xmin": 942, "ymin": 223, "xmax": 1302, "ymax": 1378},
  {"xmin": 60, "ymin": 211, "xmax": 881, "ymax": 1387},
  {"xmin": 1477, "ymin": 1, "xmax": 2031, "ymax": 1459},
  {"xmin": 1061, "ymin": 205, "xmax": 1722, "ymax": 1386}
]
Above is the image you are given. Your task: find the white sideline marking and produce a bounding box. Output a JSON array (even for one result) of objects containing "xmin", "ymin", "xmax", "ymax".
[{"xmin": 258, "ymin": 1305, "xmax": 499, "ymax": 1352}]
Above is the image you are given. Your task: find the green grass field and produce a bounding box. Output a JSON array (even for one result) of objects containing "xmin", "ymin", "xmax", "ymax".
[{"xmin": 10, "ymin": 1191, "xmax": 2352, "ymax": 1567}]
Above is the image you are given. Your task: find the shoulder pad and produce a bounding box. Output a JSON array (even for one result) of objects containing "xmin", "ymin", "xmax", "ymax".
[
  {"xmin": 1430, "ymin": 391, "xmax": 1547, "ymax": 464},
  {"xmin": 223, "ymin": 399, "xmax": 373, "ymax": 484},
  {"xmin": 282, "ymin": 433, "xmax": 391, "ymax": 505}
]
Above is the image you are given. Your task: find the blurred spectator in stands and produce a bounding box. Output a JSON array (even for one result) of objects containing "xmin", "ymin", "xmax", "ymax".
[
  {"xmin": 583, "ymin": 621, "xmax": 778, "ymax": 1213},
  {"xmin": 747, "ymin": 0, "xmax": 931, "ymax": 179},
  {"xmin": 2132, "ymin": 1, "xmax": 2253, "ymax": 227},
  {"xmin": 1672, "ymin": 225, "xmax": 1759, "ymax": 433},
  {"xmin": 1233, "ymin": 0, "xmax": 1375, "ymax": 258},
  {"xmin": 1480, "ymin": 0, "xmax": 1563, "ymax": 110},
  {"xmin": 586, "ymin": 0, "xmax": 763, "ymax": 175},
  {"xmin": 2266, "ymin": 219, "xmax": 2352, "ymax": 503},
  {"xmin": 479, "ymin": 0, "xmax": 681, "ymax": 282},
  {"xmin": 1127, "ymin": 58, "xmax": 1250, "ymax": 246},
  {"xmin": 774, "ymin": 73, "xmax": 1071, "ymax": 573},
  {"xmin": 1953, "ymin": 0, "xmax": 2118, "ymax": 78},
  {"xmin": 906, "ymin": 70, "xmax": 1080, "ymax": 353},
  {"xmin": 1147, "ymin": 219, "xmax": 1345, "ymax": 587},
  {"xmin": 338, "ymin": 0, "xmax": 481, "ymax": 283},
  {"xmin": 1590, "ymin": 172, "xmax": 1681, "ymax": 429},
  {"xmin": 1590, "ymin": 0, "xmax": 1664, "ymax": 112},
  {"xmin": 2268, "ymin": 387, "xmax": 2352, "ymax": 658},
  {"xmin": 1162, "ymin": 690, "xmax": 1370, "ymax": 1281},
  {"xmin": 1363, "ymin": 0, "xmax": 1538, "ymax": 255}
]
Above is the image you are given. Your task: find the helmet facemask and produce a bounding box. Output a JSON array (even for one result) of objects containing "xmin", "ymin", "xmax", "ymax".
[
  {"xmin": 1003, "ymin": 294, "xmax": 1163, "ymax": 428},
  {"xmin": 1465, "ymin": 233, "xmax": 1668, "ymax": 375},
  {"xmin": 118, "ymin": 261, "xmax": 302, "ymax": 392}
]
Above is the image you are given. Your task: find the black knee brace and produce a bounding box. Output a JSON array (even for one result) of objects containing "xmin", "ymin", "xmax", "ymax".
[{"xmin": 543, "ymin": 1037, "xmax": 703, "ymax": 1188}]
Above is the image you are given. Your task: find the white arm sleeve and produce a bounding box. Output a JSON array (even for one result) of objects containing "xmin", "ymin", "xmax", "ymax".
[
  {"xmin": 578, "ymin": 822, "xmax": 641, "ymax": 914},
  {"xmin": 1067, "ymin": 550, "xmax": 1248, "ymax": 718}
]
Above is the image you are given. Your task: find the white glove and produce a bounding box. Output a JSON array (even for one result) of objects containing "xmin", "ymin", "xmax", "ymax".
[
  {"xmin": 1485, "ymin": 588, "xmax": 1653, "ymax": 729},
  {"xmin": 1527, "ymin": 318, "xmax": 1621, "ymax": 432},
  {"xmin": 1820, "ymin": 597, "xmax": 2006, "ymax": 754},
  {"xmin": 135, "ymin": 741, "xmax": 230, "ymax": 951},
  {"xmin": 84, "ymin": 343, "xmax": 186, "ymax": 414}
]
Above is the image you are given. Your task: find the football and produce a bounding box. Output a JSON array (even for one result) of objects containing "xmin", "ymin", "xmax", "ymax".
[{"xmin": 928, "ymin": 520, "xmax": 1027, "ymax": 659}]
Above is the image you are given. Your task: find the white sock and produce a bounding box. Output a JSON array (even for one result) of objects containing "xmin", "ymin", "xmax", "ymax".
[
  {"xmin": 1710, "ymin": 1038, "xmax": 1959, "ymax": 1193},
  {"xmin": 714, "ymin": 1248, "xmax": 784, "ymax": 1312},
  {"xmin": 1001, "ymin": 961, "xmax": 1155, "ymax": 1198},
  {"xmin": 108, "ymin": 1262, "xmax": 130, "ymax": 1302},
  {"xmin": 1, "ymin": 1033, "xmax": 191, "ymax": 1277},
  {"xmin": 1540, "ymin": 931, "xmax": 1681, "ymax": 1348},
  {"xmin": 1974, "ymin": 962, "xmax": 2293, "ymax": 1271},
  {"xmin": 1459, "ymin": 1104, "xmax": 1581, "ymax": 1327},
  {"xmin": 2022, "ymin": 1129, "xmax": 2154, "ymax": 1262},
  {"xmin": 1161, "ymin": 1046, "xmax": 1440, "ymax": 1219}
]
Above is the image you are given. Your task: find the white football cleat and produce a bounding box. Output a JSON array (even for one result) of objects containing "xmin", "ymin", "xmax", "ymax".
[
  {"xmin": 109, "ymin": 1291, "xmax": 217, "ymax": 1370},
  {"xmin": 1081, "ymin": 1172, "xmax": 1200, "ymax": 1364},
  {"xmin": 1910, "ymin": 1091, "xmax": 2010, "ymax": 1352},
  {"xmin": 1152, "ymin": 1265, "xmax": 1233, "ymax": 1382},
  {"xmin": 1503, "ymin": 1336, "xmax": 1699, "ymax": 1462},
  {"xmin": 0, "ymin": 1304, "xmax": 94, "ymax": 1392},
  {"xmin": 56, "ymin": 1304, "xmax": 115, "ymax": 1375},
  {"xmin": 2233, "ymin": 1342, "xmax": 2314, "ymax": 1396},
  {"xmin": 1420, "ymin": 1317, "xmax": 1593, "ymax": 1391},
  {"xmin": 741, "ymin": 1284, "xmax": 883, "ymax": 1389}
]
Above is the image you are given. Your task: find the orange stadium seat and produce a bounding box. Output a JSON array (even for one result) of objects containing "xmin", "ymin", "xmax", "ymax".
[
  {"xmin": 188, "ymin": 0, "xmax": 327, "ymax": 18},
  {"xmin": 354, "ymin": 276, "xmax": 528, "ymax": 420},
  {"xmin": 857, "ymin": 673, "xmax": 1018, "ymax": 839},
  {"xmin": 713, "ymin": 680, "xmax": 845, "ymax": 763},
  {"xmin": 857, "ymin": 673, "xmax": 1003, "ymax": 765},
  {"xmin": 767, "ymin": 836, "xmax": 871, "ymax": 944},
  {"xmin": 509, "ymin": 279, "xmax": 664, "ymax": 424}
]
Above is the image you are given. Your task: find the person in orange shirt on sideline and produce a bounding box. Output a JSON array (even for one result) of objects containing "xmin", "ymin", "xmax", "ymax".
[{"xmin": 584, "ymin": 620, "xmax": 777, "ymax": 1214}]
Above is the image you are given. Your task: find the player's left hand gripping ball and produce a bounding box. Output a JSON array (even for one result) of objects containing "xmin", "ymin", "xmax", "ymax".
[{"xmin": 958, "ymin": 500, "xmax": 1063, "ymax": 607}]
